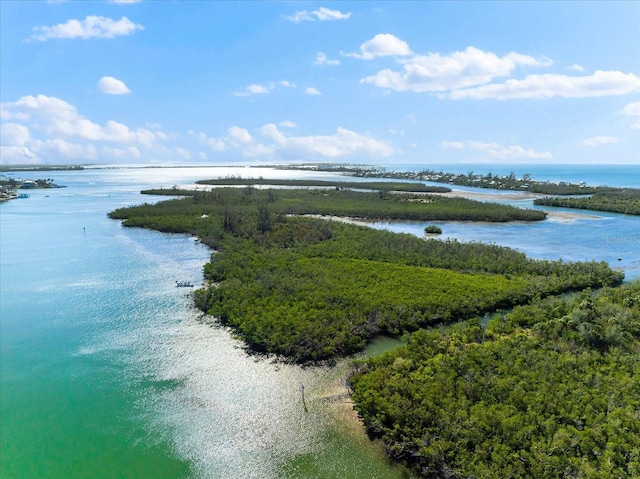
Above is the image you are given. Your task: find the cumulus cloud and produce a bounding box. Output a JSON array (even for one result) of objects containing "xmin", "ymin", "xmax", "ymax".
[
  {"xmin": 312, "ymin": 7, "xmax": 351, "ymax": 21},
  {"xmin": 0, "ymin": 145, "xmax": 39, "ymax": 164},
  {"xmin": 174, "ymin": 147, "xmax": 192, "ymax": 160},
  {"xmin": 1, "ymin": 122, "xmax": 31, "ymax": 146},
  {"xmin": 98, "ymin": 76, "xmax": 131, "ymax": 94},
  {"xmin": 193, "ymin": 124, "xmax": 394, "ymax": 160},
  {"xmin": 623, "ymin": 101, "xmax": 640, "ymax": 129},
  {"xmin": 354, "ymin": 39, "xmax": 639, "ymax": 101},
  {"xmin": 235, "ymin": 81, "xmax": 296, "ymax": 96},
  {"xmin": 285, "ymin": 7, "xmax": 350, "ymax": 22},
  {"xmin": 30, "ymin": 16, "xmax": 143, "ymax": 41},
  {"xmin": 362, "ymin": 46, "xmax": 551, "ymax": 92},
  {"xmin": 440, "ymin": 140, "xmax": 464, "ymax": 150},
  {"xmin": 582, "ymin": 136, "xmax": 621, "ymax": 147},
  {"xmin": 343, "ymin": 33, "xmax": 412, "ymax": 60},
  {"xmin": 101, "ymin": 145, "xmax": 141, "ymax": 159},
  {"xmin": 623, "ymin": 102, "xmax": 640, "ymax": 116},
  {"xmin": 0, "ymin": 94, "xmax": 166, "ymax": 163},
  {"xmin": 305, "ymin": 87, "xmax": 321, "ymax": 95},
  {"xmin": 448, "ymin": 70, "xmax": 640, "ymax": 100},
  {"xmin": 441, "ymin": 139, "xmax": 553, "ymax": 160},
  {"xmin": 227, "ymin": 126, "xmax": 253, "ymax": 144},
  {"xmin": 235, "ymin": 84, "xmax": 271, "ymax": 96},
  {"xmin": 314, "ymin": 52, "xmax": 340, "ymax": 66},
  {"xmin": 259, "ymin": 124, "xmax": 394, "ymax": 159}
]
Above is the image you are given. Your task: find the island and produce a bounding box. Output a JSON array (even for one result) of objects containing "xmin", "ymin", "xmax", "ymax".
[
  {"xmin": 108, "ymin": 177, "xmax": 636, "ymax": 478},
  {"xmin": 274, "ymin": 164, "xmax": 640, "ymax": 216},
  {"xmin": 109, "ymin": 183, "xmax": 618, "ymax": 361}
]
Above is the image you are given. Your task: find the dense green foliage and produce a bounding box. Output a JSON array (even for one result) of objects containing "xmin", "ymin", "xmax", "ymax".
[
  {"xmin": 534, "ymin": 188, "xmax": 640, "ymax": 216},
  {"xmin": 195, "ymin": 177, "xmax": 451, "ymax": 193},
  {"xmin": 109, "ymin": 187, "xmax": 622, "ymax": 362},
  {"xmin": 424, "ymin": 225, "xmax": 442, "ymax": 235},
  {"xmin": 135, "ymin": 186, "xmax": 547, "ymax": 222},
  {"xmin": 350, "ymin": 282, "xmax": 640, "ymax": 478}
]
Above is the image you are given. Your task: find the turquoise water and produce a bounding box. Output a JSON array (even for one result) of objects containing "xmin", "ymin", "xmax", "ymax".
[
  {"xmin": 384, "ymin": 163, "xmax": 640, "ymax": 188},
  {"xmin": 1, "ymin": 165, "xmax": 638, "ymax": 478},
  {"xmin": 1, "ymin": 168, "xmax": 412, "ymax": 479}
]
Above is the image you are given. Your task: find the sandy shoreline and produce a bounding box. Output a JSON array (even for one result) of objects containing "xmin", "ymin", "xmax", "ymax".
[
  {"xmin": 433, "ymin": 190, "xmax": 603, "ymax": 221},
  {"xmin": 435, "ymin": 190, "xmax": 546, "ymax": 201}
]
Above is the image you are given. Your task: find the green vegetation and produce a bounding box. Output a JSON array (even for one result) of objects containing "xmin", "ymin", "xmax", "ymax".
[
  {"xmin": 534, "ymin": 188, "xmax": 640, "ymax": 216},
  {"xmin": 279, "ymin": 164, "xmax": 640, "ymax": 214},
  {"xmin": 109, "ymin": 186, "xmax": 622, "ymax": 362},
  {"xmin": 424, "ymin": 225, "xmax": 442, "ymax": 235},
  {"xmin": 196, "ymin": 177, "xmax": 451, "ymax": 193},
  {"xmin": 279, "ymin": 165, "xmax": 601, "ymax": 195},
  {"xmin": 349, "ymin": 282, "xmax": 640, "ymax": 478},
  {"xmin": 138, "ymin": 186, "xmax": 548, "ymax": 222}
]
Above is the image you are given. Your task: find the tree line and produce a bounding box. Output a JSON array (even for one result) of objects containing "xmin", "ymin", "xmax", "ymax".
[
  {"xmin": 349, "ymin": 282, "xmax": 640, "ymax": 478},
  {"xmin": 109, "ymin": 186, "xmax": 622, "ymax": 362}
]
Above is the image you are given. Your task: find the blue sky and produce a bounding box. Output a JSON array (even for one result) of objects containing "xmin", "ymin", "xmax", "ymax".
[{"xmin": 1, "ymin": 1, "xmax": 639, "ymax": 166}]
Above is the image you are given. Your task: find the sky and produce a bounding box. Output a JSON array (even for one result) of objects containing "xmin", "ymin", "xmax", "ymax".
[{"xmin": 1, "ymin": 0, "xmax": 639, "ymax": 167}]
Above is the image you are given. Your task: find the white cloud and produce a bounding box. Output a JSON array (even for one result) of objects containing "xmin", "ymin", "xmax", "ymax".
[
  {"xmin": 314, "ymin": 52, "xmax": 340, "ymax": 66},
  {"xmin": 30, "ymin": 16, "xmax": 143, "ymax": 41},
  {"xmin": 175, "ymin": 147, "xmax": 192, "ymax": 160},
  {"xmin": 623, "ymin": 101, "xmax": 640, "ymax": 129},
  {"xmin": 440, "ymin": 140, "xmax": 464, "ymax": 150},
  {"xmin": 278, "ymin": 120, "xmax": 297, "ymax": 128},
  {"xmin": 193, "ymin": 124, "xmax": 394, "ymax": 160},
  {"xmin": 448, "ymin": 70, "xmax": 640, "ymax": 100},
  {"xmin": 343, "ymin": 33, "xmax": 412, "ymax": 60},
  {"xmin": 32, "ymin": 138, "xmax": 98, "ymax": 160},
  {"xmin": 623, "ymin": 102, "xmax": 640, "ymax": 116},
  {"xmin": 98, "ymin": 76, "xmax": 131, "ymax": 95},
  {"xmin": 312, "ymin": 7, "xmax": 351, "ymax": 21},
  {"xmin": 101, "ymin": 145, "xmax": 141, "ymax": 159},
  {"xmin": 190, "ymin": 130, "xmax": 226, "ymax": 151},
  {"xmin": 0, "ymin": 146, "xmax": 39, "ymax": 164},
  {"xmin": 583, "ymin": 136, "xmax": 621, "ymax": 147},
  {"xmin": 305, "ymin": 87, "xmax": 321, "ymax": 96},
  {"xmin": 0, "ymin": 94, "xmax": 167, "ymax": 163},
  {"xmin": 1, "ymin": 122, "xmax": 31, "ymax": 146},
  {"xmin": 362, "ymin": 46, "xmax": 551, "ymax": 92},
  {"xmin": 235, "ymin": 84, "xmax": 271, "ymax": 96},
  {"xmin": 257, "ymin": 124, "xmax": 394, "ymax": 159},
  {"xmin": 356, "ymin": 42, "xmax": 639, "ymax": 102},
  {"xmin": 568, "ymin": 64, "xmax": 585, "ymax": 72},
  {"xmin": 227, "ymin": 126, "xmax": 253, "ymax": 144},
  {"xmin": 235, "ymin": 81, "xmax": 296, "ymax": 96},
  {"xmin": 285, "ymin": 11, "xmax": 313, "ymax": 22},
  {"xmin": 285, "ymin": 7, "xmax": 350, "ymax": 22},
  {"xmin": 441, "ymin": 139, "xmax": 553, "ymax": 159}
]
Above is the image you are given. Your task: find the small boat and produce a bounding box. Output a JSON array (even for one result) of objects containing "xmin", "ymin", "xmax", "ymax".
[{"xmin": 175, "ymin": 281, "xmax": 194, "ymax": 287}]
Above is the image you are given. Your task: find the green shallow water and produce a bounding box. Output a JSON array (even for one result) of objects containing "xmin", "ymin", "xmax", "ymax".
[{"xmin": 1, "ymin": 168, "xmax": 413, "ymax": 479}]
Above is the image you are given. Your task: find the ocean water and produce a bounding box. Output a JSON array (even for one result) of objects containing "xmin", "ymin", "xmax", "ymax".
[
  {"xmin": 0, "ymin": 167, "xmax": 411, "ymax": 479},
  {"xmin": 1, "ymin": 164, "xmax": 638, "ymax": 478},
  {"xmin": 385, "ymin": 163, "xmax": 640, "ymax": 188}
]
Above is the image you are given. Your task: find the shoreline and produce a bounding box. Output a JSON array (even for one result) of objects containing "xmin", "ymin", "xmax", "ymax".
[{"xmin": 433, "ymin": 190, "xmax": 603, "ymax": 221}]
